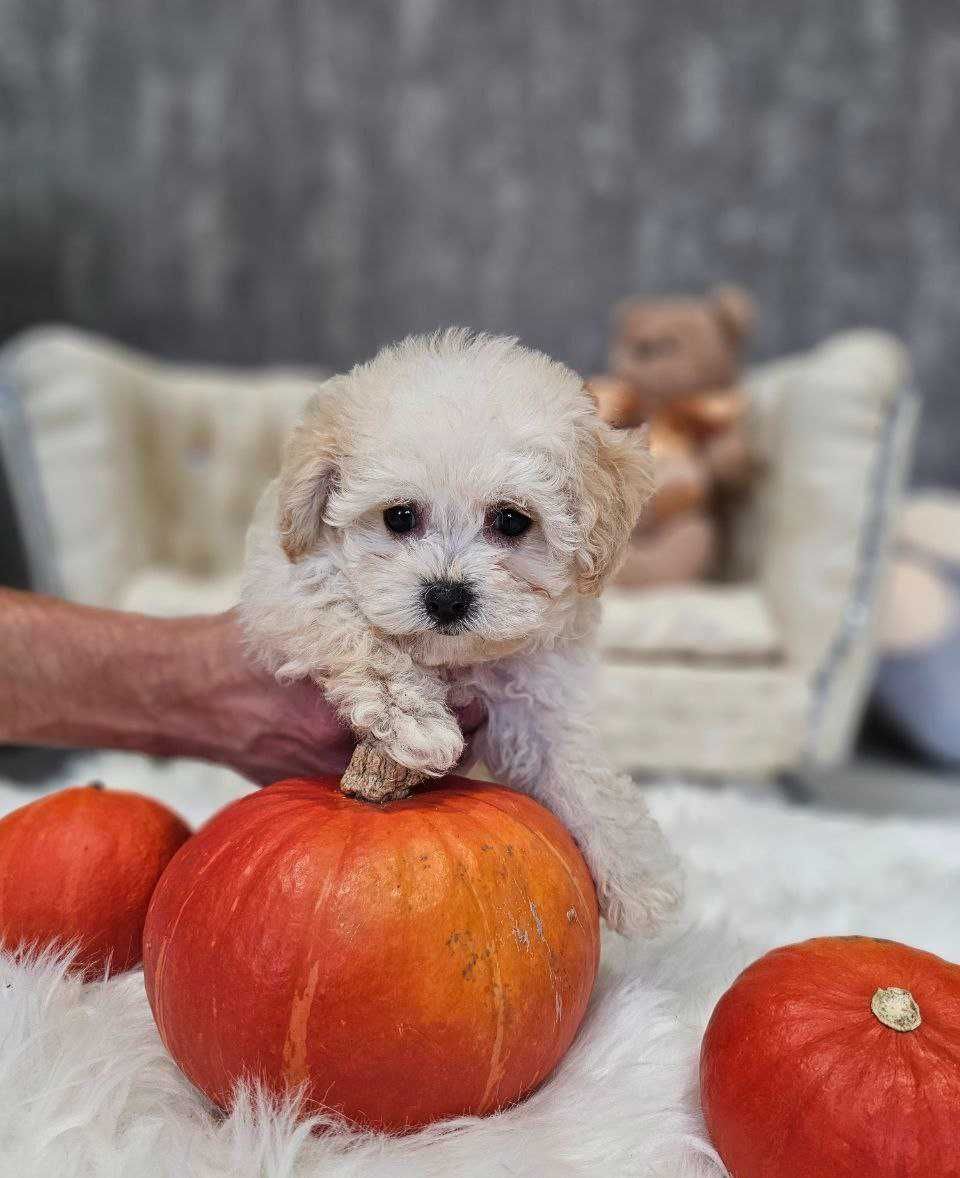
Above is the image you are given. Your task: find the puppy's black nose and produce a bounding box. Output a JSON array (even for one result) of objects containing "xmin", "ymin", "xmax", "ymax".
[{"xmin": 422, "ymin": 580, "xmax": 474, "ymax": 627}]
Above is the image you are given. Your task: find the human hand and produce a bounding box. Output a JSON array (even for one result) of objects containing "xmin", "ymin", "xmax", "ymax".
[
  {"xmin": 0, "ymin": 592, "xmax": 485, "ymax": 786},
  {"xmin": 172, "ymin": 611, "xmax": 485, "ymax": 786},
  {"xmin": 174, "ymin": 610, "xmax": 356, "ymax": 784}
]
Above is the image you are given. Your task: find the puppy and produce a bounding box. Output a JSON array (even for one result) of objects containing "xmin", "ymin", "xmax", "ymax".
[{"xmin": 240, "ymin": 329, "xmax": 681, "ymax": 936}]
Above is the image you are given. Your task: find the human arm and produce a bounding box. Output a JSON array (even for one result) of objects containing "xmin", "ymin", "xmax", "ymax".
[{"xmin": 0, "ymin": 591, "xmax": 354, "ymax": 784}]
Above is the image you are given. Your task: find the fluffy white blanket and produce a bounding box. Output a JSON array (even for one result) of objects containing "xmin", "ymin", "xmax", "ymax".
[{"xmin": 1, "ymin": 753, "xmax": 957, "ymax": 1178}]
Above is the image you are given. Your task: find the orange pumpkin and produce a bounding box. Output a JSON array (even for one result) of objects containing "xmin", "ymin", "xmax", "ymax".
[
  {"xmin": 143, "ymin": 775, "xmax": 599, "ymax": 1132},
  {"xmin": 0, "ymin": 783, "xmax": 191, "ymax": 977},
  {"xmin": 700, "ymin": 936, "xmax": 960, "ymax": 1178}
]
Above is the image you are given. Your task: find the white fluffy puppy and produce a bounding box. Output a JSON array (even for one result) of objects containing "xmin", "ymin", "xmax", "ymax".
[{"xmin": 241, "ymin": 329, "xmax": 681, "ymax": 936}]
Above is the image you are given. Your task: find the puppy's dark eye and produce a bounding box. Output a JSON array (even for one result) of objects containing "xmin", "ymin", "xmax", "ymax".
[
  {"xmin": 383, "ymin": 503, "xmax": 418, "ymax": 534},
  {"xmin": 492, "ymin": 506, "xmax": 532, "ymax": 538}
]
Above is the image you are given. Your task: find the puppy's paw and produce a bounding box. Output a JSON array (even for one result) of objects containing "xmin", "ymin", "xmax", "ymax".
[
  {"xmin": 587, "ymin": 821, "xmax": 683, "ymax": 937},
  {"xmin": 581, "ymin": 797, "xmax": 684, "ymax": 937},
  {"xmin": 596, "ymin": 871, "xmax": 683, "ymax": 938},
  {"xmin": 381, "ymin": 705, "xmax": 464, "ymax": 777}
]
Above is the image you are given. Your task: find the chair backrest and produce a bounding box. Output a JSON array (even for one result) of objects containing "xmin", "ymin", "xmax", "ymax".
[
  {"xmin": 0, "ymin": 326, "xmax": 321, "ymax": 605},
  {"xmin": 134, "ymin": 365, "xmax": 319, "ymax": 576}
]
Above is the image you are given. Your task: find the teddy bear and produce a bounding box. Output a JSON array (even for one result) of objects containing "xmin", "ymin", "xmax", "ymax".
[{"xmin": 587, "ymin": 286, "xmax": 756, "ymax": 588}]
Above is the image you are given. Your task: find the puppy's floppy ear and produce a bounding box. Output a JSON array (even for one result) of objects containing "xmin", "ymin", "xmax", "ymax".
[
  {"xmin": 575, "ymin": 414, "xmax": 654, "ymax": 596},
  {"xmin": 277, "ymin": 385, "xmax": 342, "ymax": 562}
]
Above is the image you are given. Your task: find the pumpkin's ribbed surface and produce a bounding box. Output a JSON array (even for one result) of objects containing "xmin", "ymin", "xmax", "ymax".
[
  {"xmin": 0, "ymin": 784, "xmax": 191, "ymax": 976},
  {"xmin": 143, "ymin": 775, "xmax": 599, "ymax": 1132},
  {"xmin": 700, "ymin": 936, "xmax": 960, "ymax": 1178}
]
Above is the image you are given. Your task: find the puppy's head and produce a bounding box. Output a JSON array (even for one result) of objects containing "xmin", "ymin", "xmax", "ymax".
[{"xmin": 278, "ymin": 330, "xmax": 652, "ymax": 664}]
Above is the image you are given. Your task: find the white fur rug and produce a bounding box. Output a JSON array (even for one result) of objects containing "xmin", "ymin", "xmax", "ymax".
[{"xmin": 2, "ymin": 753, "xmax": 958, "ymax": 1178}]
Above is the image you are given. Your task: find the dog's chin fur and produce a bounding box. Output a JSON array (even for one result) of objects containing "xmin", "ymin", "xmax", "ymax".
[{"xmin": 241, "ymin": 329, "xmax": 682, "ymax": 938}]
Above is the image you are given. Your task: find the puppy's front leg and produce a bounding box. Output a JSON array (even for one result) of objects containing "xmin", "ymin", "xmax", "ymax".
[
  {"xmin": 479, "ymin": 652, "xmax": 682, "ymax": 937},
  {"xmin": 319, "ymin": 599, "xmax": 464, "ymax": 798},
  {"xmin": 542, "ymin": 743, "xmax": 682, "ymax": 938}
]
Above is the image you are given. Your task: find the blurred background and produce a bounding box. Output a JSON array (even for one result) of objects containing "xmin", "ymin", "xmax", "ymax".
[
  {"xmin": 2, "ymin": 0, "xmax": 959, "ymax": 483},
  {"xmin": 1, "ymin": 0, "xmax": 959, "ymax": 804}
]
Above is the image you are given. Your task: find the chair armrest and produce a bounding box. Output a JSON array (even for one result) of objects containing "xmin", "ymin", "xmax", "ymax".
[
  {"xmin": 0, "ymin": 377, "xmax": 60, "ymax": 592},
  {"xmin": 755, "ymin": 330, "xmax": 918, "ymax": 763},
  {"xmin": 758, "ymin": 331, "xmax": 913, "ymax": 665}
]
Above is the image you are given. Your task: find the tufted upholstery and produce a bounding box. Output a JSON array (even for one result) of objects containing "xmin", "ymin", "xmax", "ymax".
[{"xmin": 0, "ymin": 327, "xmax": 321, "ymax": 605}]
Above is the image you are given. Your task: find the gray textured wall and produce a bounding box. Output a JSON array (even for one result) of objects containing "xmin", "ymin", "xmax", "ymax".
[{"xmin": 1, "ymin": 0, "xmax": 958, "ymax": 485}]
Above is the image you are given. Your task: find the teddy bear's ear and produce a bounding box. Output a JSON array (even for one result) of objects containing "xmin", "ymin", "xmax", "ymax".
[
  {"xmin": 277, "ymin": 385, "xmax": 342, "ymax": 562},
  {"xmin": 610, "ymin": 296, "xmax": 645, "ymax": 328},
  {"xmin": 711, "ymin": 285, "xmax": 756, "ymax": 343}
]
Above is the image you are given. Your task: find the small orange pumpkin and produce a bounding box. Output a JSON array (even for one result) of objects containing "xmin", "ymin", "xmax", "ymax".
[
  {"xmin": 0, "ymin": 783, "xmax": 191, "ymax": 977},
  {"xmin": 700, "ymin": 936, "xmax": 960, "ymax": 1178},
  {"xmin": 143, "ymin": 774, "xmax": 600, "ymax": 1132}
]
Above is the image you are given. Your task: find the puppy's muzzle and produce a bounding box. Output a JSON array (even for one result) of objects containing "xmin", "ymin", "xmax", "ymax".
[{"xmin": 422, "ymin": 580, "xmax": 475, "ymax": 629}]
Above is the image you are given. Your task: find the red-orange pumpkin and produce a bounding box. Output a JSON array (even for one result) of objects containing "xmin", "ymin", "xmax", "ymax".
[
  {"xmin": 143, "ymin": 775, "xmax": 599, "ymax": 1132},
  {"xmin": 0, "ymin": 783, "xmax": 191, "ymax": 977},
  {"xmin": 700, "ymin": 936, "xmax": 960, "ymax": 1178}
]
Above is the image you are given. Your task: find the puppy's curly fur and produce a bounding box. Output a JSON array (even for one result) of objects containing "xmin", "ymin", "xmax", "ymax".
[{"xmin": 241, "ymin": 329, "xmax": 681, "ymax": 935}]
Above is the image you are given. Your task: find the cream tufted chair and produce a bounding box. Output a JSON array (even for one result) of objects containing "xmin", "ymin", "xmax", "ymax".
[{"xmin": 0, "ymin": 325, "xmax": 916, "ymax": 780}]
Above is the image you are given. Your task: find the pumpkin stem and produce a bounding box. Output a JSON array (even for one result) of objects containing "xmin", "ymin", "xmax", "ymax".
[
  {"xmin": 340, "ymin": 740, "xmax": 425, "ymax": 804},
  {"xmin": 871, "ymin": 986, "xmax": 922, "ymax": 1032}
]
